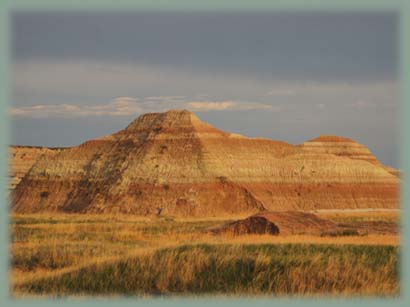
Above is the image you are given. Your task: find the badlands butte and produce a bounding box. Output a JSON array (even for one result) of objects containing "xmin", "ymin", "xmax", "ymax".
[{"xmin": 10, "ymin": 109, "xmax": 399, "ymax": 216}]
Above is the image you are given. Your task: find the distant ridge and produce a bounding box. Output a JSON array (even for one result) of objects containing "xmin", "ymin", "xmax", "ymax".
[{"xmin": 11, "ymin": 109, "xmax": 399, "ymax": 216}]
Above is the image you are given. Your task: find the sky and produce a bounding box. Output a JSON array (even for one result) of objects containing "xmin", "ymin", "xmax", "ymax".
[{"xmin": 11, "ymin": 11, "xmax": 399, "ymax": 167}]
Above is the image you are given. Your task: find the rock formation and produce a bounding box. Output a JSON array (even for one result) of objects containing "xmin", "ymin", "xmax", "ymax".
[
  {"xmin": 9, "ymin": 146, "xmax": 63, "ymax": 190},
  {"xmin": 301, "ymin": 136, "xmax": 400, "ymax": 177},
  {"xmin": 11, "ymin": 109, "xmax": 399, "ymax": 216},
  {"xmin": 209, "ymin": 210, "xmax": 398, "ymax": 236},
  {"xmin": 210, "ymin": 211, "xmax": 339, "ymax": 236}
]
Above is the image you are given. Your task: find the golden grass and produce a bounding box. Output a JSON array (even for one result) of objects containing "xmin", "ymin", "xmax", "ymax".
[
  {"xmin": 316, "ymin": 211, "xmax": 400, "ymax": 223},
  {"xmin": 9, "ymin": 212, "xmax": 400, "ymax": 297},
  {"xmin": 15, "ymin": 244, "xmax": 399, "ymax": 297},
  {"xmin": 208, "ymin": 234, "xmax": 400, "ymax": 246}
]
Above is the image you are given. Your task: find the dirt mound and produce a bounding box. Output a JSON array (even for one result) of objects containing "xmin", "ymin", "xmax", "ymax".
[{"xmin": 212, "ymin": 211, "xmax": 339, "ymax": 236}]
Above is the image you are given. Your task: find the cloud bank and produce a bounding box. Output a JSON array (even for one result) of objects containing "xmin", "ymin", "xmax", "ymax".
[{"xmin": 10, "ymin": 96, "xmax": 275, "ymax": 118}]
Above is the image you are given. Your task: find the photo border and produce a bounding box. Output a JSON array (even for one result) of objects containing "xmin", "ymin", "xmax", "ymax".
[{"xmin": 0, "ymin": 0, "xmax": 408, "ymax": 306}]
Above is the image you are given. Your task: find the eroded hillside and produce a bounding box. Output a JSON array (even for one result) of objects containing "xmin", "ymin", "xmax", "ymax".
[{"xmin": 11, "ymin": 110, "xmax": 399, "ymax": 216}]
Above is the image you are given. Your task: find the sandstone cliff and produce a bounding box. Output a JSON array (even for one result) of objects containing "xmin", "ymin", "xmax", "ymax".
[{"xmin": 11, "ymin": 110, "xmax": 399, "ymax": 216}]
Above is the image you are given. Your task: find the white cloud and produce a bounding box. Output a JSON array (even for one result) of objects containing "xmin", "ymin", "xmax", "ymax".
[
  {"xmin": 351, "ymin": 100, "xmax": 376, "ymax": 109},
  {"xmin": 10, "ymin": 97, "xmax": 143, "ymax": 118},
  {"xmin": 188, "ymin": 101, "xmax": 236, "ymax": 110},
  {"xmin": 145, "ymin": 96, "xmax": 186, "ymax": 102},
  {"xmin": 10, "ymin": 97, "xmax": 277, "ymax": 118},
  {"xmin": 11, "ymin": 59, "xmax": 397, "ymax": 119},
  {"xmin": 187, "ymin": 101, "xmax": 274, "ymax": 111}
]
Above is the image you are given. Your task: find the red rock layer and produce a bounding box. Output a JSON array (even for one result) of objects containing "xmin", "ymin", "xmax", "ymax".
[{"xmin": 11, "ymin": 110, "xmax": 400, "ymax": 216}]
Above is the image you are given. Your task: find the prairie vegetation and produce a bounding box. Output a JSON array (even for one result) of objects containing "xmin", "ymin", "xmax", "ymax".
[
  {"xmin": 10, "ymin": 212, "xmax": 400, "ymax": 297},
  {"xmin": 316, "ymin": 211, "xmax": 400, "ymax": 224}
]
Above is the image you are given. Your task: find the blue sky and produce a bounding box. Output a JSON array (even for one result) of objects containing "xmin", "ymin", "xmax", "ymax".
[{"xmin": 11, "ymin": 12, "xmax": 398, "ymax": 167}]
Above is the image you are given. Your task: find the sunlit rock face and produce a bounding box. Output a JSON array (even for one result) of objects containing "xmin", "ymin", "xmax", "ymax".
[
  {"xmin": 11, "ymin": 110, "xmax": 399, "ymax": 216},
  {"xmin": 9, "ymin": 146, "xmax": 63, "ymax": 190}
]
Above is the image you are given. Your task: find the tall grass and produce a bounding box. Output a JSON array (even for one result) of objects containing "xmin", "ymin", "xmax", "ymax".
[
  {"xmin": 10, "ymin": 213, "xmax": 400, "ymax": 297},
  {"xmin": 15, "ymin": 244, "xmax": 399, "ymax": 297}
]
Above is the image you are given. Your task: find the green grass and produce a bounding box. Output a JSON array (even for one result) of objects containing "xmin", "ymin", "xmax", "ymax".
[{"xmin": 16, "ymin": 244, "xmax": 399, "ymax": 297}]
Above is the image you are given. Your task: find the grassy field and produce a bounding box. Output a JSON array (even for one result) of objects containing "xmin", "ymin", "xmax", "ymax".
[{"xmin": 10, "ymin": 212, "xmax": 400, "ymax": 297}]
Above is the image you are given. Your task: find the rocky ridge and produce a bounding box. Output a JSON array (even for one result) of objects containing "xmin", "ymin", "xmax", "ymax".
[{"xmin": 11, "ymin": 110, "xmax": 399, "ymax": 216}]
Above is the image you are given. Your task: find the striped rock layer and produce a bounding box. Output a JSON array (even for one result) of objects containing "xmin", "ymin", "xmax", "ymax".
[
  {"xmin": 11, "ymin": 110, "xmax": 399, "ymax": 216},
  {"xmin": 9, "ymin": 146, "xmax": 63, "ymax": 190}
]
